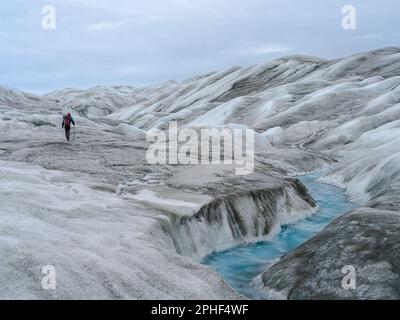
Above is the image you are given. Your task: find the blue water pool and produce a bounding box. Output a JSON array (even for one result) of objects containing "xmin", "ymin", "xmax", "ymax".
[{"xmin": 202, "ymin": 173, "xmax": 358, "ymax": 298}]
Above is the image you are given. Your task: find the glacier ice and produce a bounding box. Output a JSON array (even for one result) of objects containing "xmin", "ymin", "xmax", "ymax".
[{"xmin": 1, "ymin": 47, "xmax": 400, "ymax": 299}]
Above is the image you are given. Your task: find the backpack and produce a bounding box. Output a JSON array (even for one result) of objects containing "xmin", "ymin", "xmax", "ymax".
[{"xmin": 64, "ymin": 115, "xmax": 71, "ymax": 127}]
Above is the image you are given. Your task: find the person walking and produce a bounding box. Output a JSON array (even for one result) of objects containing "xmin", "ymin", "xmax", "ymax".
[{"xmin": 62, "ymin": 112, "xmax": 76, "ymax": 142}]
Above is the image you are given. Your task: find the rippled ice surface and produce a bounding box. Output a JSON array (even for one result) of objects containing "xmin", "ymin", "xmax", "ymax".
[{"xmin": 202, "ymin": 173, "xmax": 358, "ymax": 298}]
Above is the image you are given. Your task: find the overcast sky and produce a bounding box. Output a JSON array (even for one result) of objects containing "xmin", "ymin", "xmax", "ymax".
[{"xmin": 0, "ymin": 0, "xmax": 399, "ymax": 93}]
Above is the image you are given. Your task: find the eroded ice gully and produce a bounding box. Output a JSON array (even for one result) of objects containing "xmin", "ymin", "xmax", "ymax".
[
  {"xmin": 170, "ymin": 179, "xmax": 317, "ymax": 260},
  {"xmin": 202, "ymin": 173, "xmax": 358, "ymax": 299}
]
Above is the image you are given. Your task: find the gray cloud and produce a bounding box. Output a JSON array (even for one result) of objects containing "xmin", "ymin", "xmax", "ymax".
[{"xmin": 0, "ymin": 0, "xmax": 399, "ymax": 93}]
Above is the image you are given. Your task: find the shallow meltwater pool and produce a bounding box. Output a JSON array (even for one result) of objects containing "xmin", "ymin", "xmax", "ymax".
[{"xmin": 202, "ymin": 173, "xmax": 358, "ymax": 299}]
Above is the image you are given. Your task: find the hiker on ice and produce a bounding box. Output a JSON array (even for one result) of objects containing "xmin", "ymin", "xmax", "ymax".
[{"xmin": 62, "ymin": 112, "xmax": 75, "ymax": 141}]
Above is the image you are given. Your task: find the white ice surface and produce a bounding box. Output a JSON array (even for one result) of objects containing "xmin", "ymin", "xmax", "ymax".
[
  {"xmin": 0, "ymin": 161, "xmax": 240, "ymax": 299},
  {"xmin": 131, "ymin": 189, "xmax": 201, "ymax": 209}
]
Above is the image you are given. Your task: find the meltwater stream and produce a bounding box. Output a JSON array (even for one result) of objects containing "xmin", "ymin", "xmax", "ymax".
[{"xmin": 202, "ymin": 173, "xmax": 357, "ymax": 299}]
